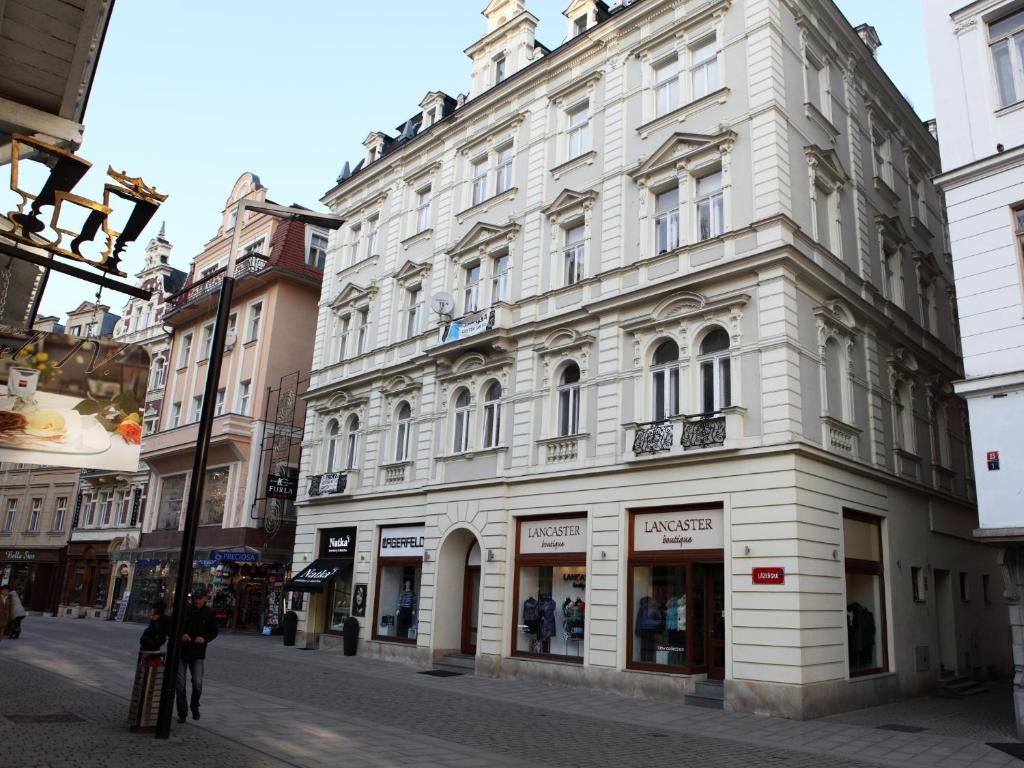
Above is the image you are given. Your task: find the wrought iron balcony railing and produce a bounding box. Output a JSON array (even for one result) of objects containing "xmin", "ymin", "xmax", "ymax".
[
  {"xmin": 166, "ymin": 254, "xmax": 269, "ymax": 312},
  {"xmin": 632, "ymin": 421, "xmax": 674, "ymax": 455},
  {"xmin": 307, "ymin": 471, "xmax": 347, "ymax": 497},
  {"xmin": 680, "ymin": 413, "xmax": 726, "ymax": 450}
]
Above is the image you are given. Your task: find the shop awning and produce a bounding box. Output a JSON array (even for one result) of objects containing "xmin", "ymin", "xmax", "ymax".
[{"xmin": 284, "ymin": 559, "xmax": 350, "ymax": 593}]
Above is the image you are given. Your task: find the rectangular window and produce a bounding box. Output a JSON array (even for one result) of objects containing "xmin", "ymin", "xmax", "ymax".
[
  {"xmin": 513, "ymin": 516, "xmax": 587, "ymax": 662},
  {"xmin": 574, "ymin": 14, "xmax": 587, "ymax": 36},
  {"xmin": 178, "ymin": 332, "xmax": 192, "ymax": 368},
  {"xmin": 495, "ymin": 55, "xmax": 507, "ymax": 83},
  {"xmin": 959, "ymin": 572, "xmax": 971, "ymax": 602},
  {"xmin": 844, "ymin": 512, "xmax": 887, "ymax": 676},
  {"xmin": 655, "ymin": 57, "xmax": 680, "ymax": 117},
  {"xmin": 406, "ymin": 287, "xmax": 423, "ymax": 339},
  {"xmin": 814, "ymin": 181, "xmax": 832, "ymax": 250},
  {"xmin": 156, "ymin": 474, "xmax": 187, "ymax": 530},
  {"xmin": 695, "ymin": 171, "xmax": 724, "ymax": 241},
  {"xmin": 99, "ymin": 491, "xmax": 112, "ymax": 526},
  {"xmin": 337, "ymin": 315, "xmax": 351, "ymax": 361},
  {"xmin": 246, "ymin": 301, "xmax": 262, "ymax": 342},
  {"xmin": 471, "ymin": 157, "xmax": 488, "ymax": 206},
  {"xmin": 885, "ymin": 248, "xmax": 904, "ymax": 308},
  {"xmin": 53, "ymin": 497, "xmax": 68, "ymax": 532},
  {"xmin": 691, "ymin": 38, "xmax": 718, "ymax": 99},
  {"xmin": 990, "ymin": 9, "xmax": 1024, "ymax": 107},
  {"xmin": 2, "ymin": 499, "xmax": 15, "ymax": 531},
  {"xmin": 416, "ymin": 187, "xmax": 432, "ymax": 232},
  {"xmin": 307, "ymin": 230, "xmax": 329, "ymax": 270},
  {"xmin": 373, "ymin": 525, "xmax": 424, "ymax": 644},
  {"xmin": 495, "ymin": 146, "xmax": 514, "ymax": 194},
  {"xmin": 348, "ymin": 224, "xmax": 361, "ymax": 266},
  {"xmin": 215, "ymin": 387, "xmax": 226, "ymax": 416},
  {"xmin": 117, "ymin": 491, "xmax": 130, "ymax": 526},
  {"xmin": 191, "ymin": 395, "xmax": 203, "ymax": 423},
  {"xmin": 357, "ymin": 308, "xmax": 369, "ymax": 354},
  {"xmin": 872, "ymin": 128, "xmax": 892, "ymax": 186},
  {"xmin": 83, "ymin": 494, "xmax": 95, "ymax": 526},
  {"xmin": 365, "ymin": 216, "xmax": 379, "ymax": 259},
  {"xmin": 200, "ymin": 466, "xmax": 229, "ymax": 526},
  {"xmin": 806, "ymin": 54, "xmax": 825, "ymax": 113},
  {"xmin": 242, "ymin": 237, "xmax": 266, "ymax": 258},
  {"xmin": 169, "ymin": 402, "xmax": 181, "ymax": 429},
  {"xmin": 567, "ymin": 103, "xmax": 590, "ymax": 159},
  {"xmin": 150, "ymin": 358, "xmax": 166, "ymax": 390},
  {"xmin": 1015, "ymin": 207, "xmax": 1024, "ymax": 276},
  {"xmin": 27, "ymin": 497, "xmax": 41, "ymax": 531},
  {"xmin": 464, "ymin": 263, "xmax": 481, "ymax": 313},
  {"xmin": 655, "ymin": 188, "xmax": 680, "ymax": 253},
  {"xmin": 564, "ymin": 225, "xmax": 585, "ymax": 286},
  {"xmin": 237, "ymin": 380, "xmax": 251, "ymax": 415},
  {"xmin": 199, "ymin": 323, "xmax": 214, "ymax": 360},
  {"xmin": 492, "ymin": 253, "xmax": 510, "ymax": 303},
  {"xmin": 911, "ymin": 566, "xmax": 923, "ymax": 602}
]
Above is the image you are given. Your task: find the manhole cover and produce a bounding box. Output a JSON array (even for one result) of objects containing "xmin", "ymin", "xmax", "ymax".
[
  {"xmin": 6, "ymin": 713, "xmax": 85, "ymax": 724},
  {"xmin": 418, "ymin": 670, "xmax": 463, "ymax": 677},
  {"xmin": 876, "ymin": 724, "xmax": 926, "ymax": 733}
]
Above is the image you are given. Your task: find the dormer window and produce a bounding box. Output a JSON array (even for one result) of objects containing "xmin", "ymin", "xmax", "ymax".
[
  {"xmin": 495, "ymin": 56, "xmax": 507, "ymax": 84},
  {"xmin": 574, "ymin": 15, "xmax": 587, "ymax": 36}
]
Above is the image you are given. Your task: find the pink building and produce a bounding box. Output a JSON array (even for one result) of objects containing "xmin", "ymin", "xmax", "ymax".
[{"xmin": 136, "ymin": 173, "xmax": 327, "ymax": 631}]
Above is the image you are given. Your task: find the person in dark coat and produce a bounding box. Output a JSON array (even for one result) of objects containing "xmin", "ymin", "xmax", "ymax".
[
  {"xmin": 139, "ymin": 600, "xmax": 171, "ymax": 652},
  {"xmin": 175, "ymin": 587, "xmax": 218, "ymax": 723}
]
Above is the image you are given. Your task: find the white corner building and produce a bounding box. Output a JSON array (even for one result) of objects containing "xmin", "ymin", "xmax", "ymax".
[
  {"xmin": 290, "ymin": 0, "xmax": 1008, "ymax": 718},
  {"xmin": 923, "ymin": 0, "xmax": 1024, "ymax": 737}
]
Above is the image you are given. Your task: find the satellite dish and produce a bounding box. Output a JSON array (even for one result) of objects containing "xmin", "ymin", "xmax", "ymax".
[{"xmin": 430, "ymin": 292, "xmax": 455, "ymax": 317}]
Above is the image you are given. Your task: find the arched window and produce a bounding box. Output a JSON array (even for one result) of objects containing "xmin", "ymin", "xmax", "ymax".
[
  {"xmin": 698, "ymin": 327, "xmax": 731, "ymax": 413},
  {"xmin": 453, "ymin": 389, "xmax": 471, "ymax": 453},
  {"xmin": 395, "ymin": 402, "xmax": 412, "ymax": 462},
  {"xmin": 558, "ymin": 363, "xmax": 581, "ymax": 436},
  {"xmin": 324, "ymin": 420, "xmax": 340, "ymax": 472},
  {"xmin": 651, "ymin": 340, "xmax": 680, "ymax": 421},
  {"xmin": 823, "ymin": 338, "xmax": 845, "ymax": 420},
  {"xmin": 894, "ymin": 382, "xmax": 914, "ymax": 452},
  {"xmin": 482, "ymin": 381, "xmax": 502, "ymax": 448},
  {"xmin": 345, "ymin": 416, "xmax": 360, "ymax": 469}
]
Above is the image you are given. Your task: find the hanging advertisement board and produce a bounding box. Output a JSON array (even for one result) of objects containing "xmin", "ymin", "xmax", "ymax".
[{"xmin": 0, "ymin": 325, "xmax": 149, "ymax": 471}]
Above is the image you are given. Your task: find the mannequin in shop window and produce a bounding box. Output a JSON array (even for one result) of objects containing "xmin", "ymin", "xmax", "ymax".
[
  {"xmin": 562, "ymin": 596, "xmax": 585, "ymax": 643},
  {"xmin": 847, "ymin": 601, "xmax": 876, "ymax": 669},
  {"xmin": 397, "ymin": 579, "xmax": 416, "ymax": 638},
  {"xmin": 665, "ymin": 592, "xmax": 686, "ymax": 662},
  {"xmin": 635, "ymin": 593, "xmax": 665, "ymax": 662},
  {"xmin": 538, "ymin": 592, "xmax": 557, "ymax": 653}
]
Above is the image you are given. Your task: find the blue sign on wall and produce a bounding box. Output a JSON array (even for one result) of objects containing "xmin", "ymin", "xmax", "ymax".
[{"xmin": 212, "ymin": 550, "xmax": 259, "ymax": 563}]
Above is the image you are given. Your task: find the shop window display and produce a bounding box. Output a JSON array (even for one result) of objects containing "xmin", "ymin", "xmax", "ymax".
[
  {"xmin": 325, "ymin": 563, "xmax": 354, "ymax": 632},
  {"xmin": 376, "ymin": 565, "xmax": 421, "ymax": 640},
  {"xmin": 156, "ymin": 474, "xmax": 186, "ymax": 530},
  {"xmin": 631, "ymin": 564, "xmax": 687, "ymax": 668},
  {"xmin": 199, "ymin": 467, "xmax": 229, "ymax": 526},
  {"xmin": 516, "ymin": 566, "xmax": 585, "ymax": 659},
  {"xmin": 844, "ymin": 511, "xmax": 886, "ymax": 675}
]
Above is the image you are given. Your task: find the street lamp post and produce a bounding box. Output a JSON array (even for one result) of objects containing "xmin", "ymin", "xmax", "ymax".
[{"xmin": 155, "ymin": 200, "xmax": 343, "ymax": 739}]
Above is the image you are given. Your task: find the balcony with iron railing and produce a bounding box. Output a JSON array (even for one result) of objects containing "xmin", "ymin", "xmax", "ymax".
[
  {"xmin": 625, "ymin": 408, "xmax": 746, "ymax": 460},
  {"xmin": 305, "ymin": 469, "xmax": 360, "ymax": 500},
  {"xmin": 164, "ymin": 254, "xmax": 270, "ymax": 318}
]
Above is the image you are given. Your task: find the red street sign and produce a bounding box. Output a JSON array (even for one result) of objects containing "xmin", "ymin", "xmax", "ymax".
[
  {"xmin": 987, "ymin": 451, "xmax": 999, "ymax": 462},
  {"xmin": 752, "ymin": 567, "xmax": 785, "ymax": 585}
]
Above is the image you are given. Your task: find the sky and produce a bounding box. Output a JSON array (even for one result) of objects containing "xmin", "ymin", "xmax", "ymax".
[{"xmin": 37, "ymin": 0, "xmax": 935, "ymax": 319}]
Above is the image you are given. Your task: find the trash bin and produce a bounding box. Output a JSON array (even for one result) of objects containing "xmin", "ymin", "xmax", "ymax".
[
  {"xmin": 128, "ymin": 652, "xmax": 165, "ymax": 731},
  {"xmin": 282, "ymin": 610, "xmax": 298, "ymax": 647},
  {"xmin": 342, "ymin": 616, "xmax": 359, "ymax": 656}
]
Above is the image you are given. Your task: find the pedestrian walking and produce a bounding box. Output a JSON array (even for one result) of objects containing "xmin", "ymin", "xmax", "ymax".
[
  {"xmin": 139, "ymin": 600, "xmax": 171, "ymax": 652},
  {"xmin": 8, "ymin": 588, "xmax": 26, "ymax": 638},
  {"xmin": 175, "ymin": 587, "xmax": 218, "ymax": 723},
  {"xmin": 0, "ymin": 584, "xmax": 12, "ymax": 642}
]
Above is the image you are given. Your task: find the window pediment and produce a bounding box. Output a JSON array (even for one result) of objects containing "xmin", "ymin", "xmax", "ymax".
[
  {"xmin": 629, "ymin": 130, "xmax": 737, "ymax": 183},
  {"xmin": 540, "ymin": 188, "xmax": 598, "ymax": 222},
  {"xmin": 805, "ymin": 145, "xmax": 848, "ymax": 186},
  {"xmin": 317, "ymin": 390, "xmax": 369, "ymax": 417},
  {"xmin": 913, "ymin": 252, "xmax": 941, "ymax": 282},
  {"xmin": 394, "ymin": 258, "xmax": 431, "ymax": 288},
  {"xmin": 330, "ymin": 281, "xmax": 377, "ymax": 311},
  {"xmin": 456, "ymin": 110, "xmax": 528, "ymax": 157},
  {"xmin": 436, "ymin": 353, "xmax": 513, "ymax": 403},
  {"xmin": 876, "ymin": 214, "xmax": 910, "ymax": 248},
  {"xmin": 336, "ymin": 190, "xmax": 388, "ymax": 222},
  {"xmin": 403, "ymin": 160, "xmax": 442, "ymax": 187},
  {"xmin": 446, "ymin": 221, "xmax": 520, "ymax": 262}
]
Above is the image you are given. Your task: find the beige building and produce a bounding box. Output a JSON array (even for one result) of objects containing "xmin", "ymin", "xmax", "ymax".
[
  {"xmin": 290, "ymin": 0, "xmax": 1008, "ymax": 719},
  {"xmin": 137, "ymin": 172, "xmax": 326, "ymax": 631}
]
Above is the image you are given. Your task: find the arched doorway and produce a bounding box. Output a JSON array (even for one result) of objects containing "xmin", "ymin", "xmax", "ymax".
[
  {"xmin": 433, "ymin": 527, "xmax": 482, "ymax": 659},
  {"xmin": 461, "ymin": 542, "xmax": 481, "ymax": 655}
]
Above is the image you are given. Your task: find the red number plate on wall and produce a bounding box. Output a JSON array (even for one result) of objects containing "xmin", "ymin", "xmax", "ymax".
[{"xmin": 752, "ymin": 567, "xmax": 785, "ymax": 584}]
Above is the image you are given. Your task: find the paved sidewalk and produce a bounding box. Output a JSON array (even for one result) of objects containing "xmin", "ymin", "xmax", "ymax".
[{"xmin": 1, "ymin": 617, "xmax": 1019, "ymax": 768}]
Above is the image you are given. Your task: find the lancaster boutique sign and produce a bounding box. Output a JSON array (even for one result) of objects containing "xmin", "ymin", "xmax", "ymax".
[
  {"xmin": 633, "ymin": 508, "xmax": 724, "ymax": 551},
  {"xmin": 519, "ymin": 516, "xmax": 588, "ymax": 554}
]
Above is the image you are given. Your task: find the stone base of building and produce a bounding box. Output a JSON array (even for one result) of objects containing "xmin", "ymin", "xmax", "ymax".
[
  {"xmin": 57, "ymin": 604, "xmax": 111, "ymax": 620},
  {"xmin": 725, "ymin": 674, "xmax": 903, "ymax": 720}
]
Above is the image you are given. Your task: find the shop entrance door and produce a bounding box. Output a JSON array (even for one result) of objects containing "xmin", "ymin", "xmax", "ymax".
[
  {"xmin": 461, "ymin": 542, "xmax": 481, "ymax": 655},
  {"xmin": 706, "ymin": 563, "xmax": 725, "ymax": 680}
]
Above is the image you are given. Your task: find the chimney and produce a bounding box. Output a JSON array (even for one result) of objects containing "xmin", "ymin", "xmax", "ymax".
[{"xmin": 854, "ymin": 24, "xmax": 881, "ymax": 58}]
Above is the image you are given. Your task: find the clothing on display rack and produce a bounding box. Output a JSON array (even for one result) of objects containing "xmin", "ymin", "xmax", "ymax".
[{"xmin": 847, "ymin": 601, "xmax": 876, "ymax": 669}]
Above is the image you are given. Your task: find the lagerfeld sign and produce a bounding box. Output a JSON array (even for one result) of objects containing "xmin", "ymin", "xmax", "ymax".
[
  {"xmin": 519, "ymin": 516, "xmax": 587, "ymax": 555},
  {"xmin": 633, "ymin": 508, "xmax": 724, "ymax": 552},
  {"xmin": 379, "ymin": 525, "xmax": 425, "ymax": 558}
]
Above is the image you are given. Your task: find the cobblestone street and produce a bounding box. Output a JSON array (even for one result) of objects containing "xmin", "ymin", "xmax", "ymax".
[{"xmin": 0, "ymin": 617, "xmax": 1018, "ymax": 768}]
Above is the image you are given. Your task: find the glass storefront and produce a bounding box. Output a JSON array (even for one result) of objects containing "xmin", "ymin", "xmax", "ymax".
[
  {"xmin": 512, "ymin": 515, "xmax": 587, "ymax": 663},
  {"xmin": 631, "ymin": 564, "xmax": 687, "ymax": 667},
  {"xmin": 156, "ymin": 475, "xmax": 186, "ymax": 530},
  {"xmin": 373, "ymin": 524, "xmax": 424, "ymax": 644},
  {"xmin": 325, "ymin": 564, "xmax": 354, "ymax": 632},
  {"xmin": 844, "ymin": 511, "xmax": 886, "ymax": 675},
  {"xmin": 200, "ymin": 467, "xmax": 229, "ymax": 526}
]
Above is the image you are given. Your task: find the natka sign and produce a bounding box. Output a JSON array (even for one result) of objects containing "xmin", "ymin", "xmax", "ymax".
[{"xmin": 319, "ymin": 526, "xmax": 357, "ymax": 558}]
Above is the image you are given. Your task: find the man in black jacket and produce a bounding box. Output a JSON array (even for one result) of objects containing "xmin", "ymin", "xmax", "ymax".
[{"xmin": 175, "ymin": 587, "xmax": 218, "ymax": 723}]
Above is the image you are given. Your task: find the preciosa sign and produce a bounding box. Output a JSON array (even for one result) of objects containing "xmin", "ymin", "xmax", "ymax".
[{"xmin": 633, "ymin": 508, "xmax": 724, "ymax": 552}]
